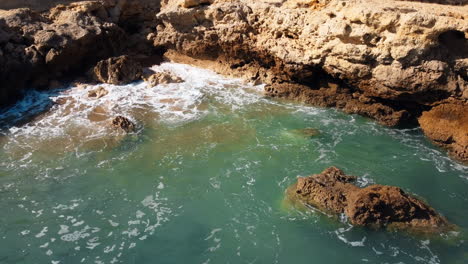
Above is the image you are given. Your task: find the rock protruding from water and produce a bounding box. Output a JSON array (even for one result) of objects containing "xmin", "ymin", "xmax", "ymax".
[
  {"xmin": 92, "ymin": 56, "xmax": 142, "ymax": 85},
  {"xmin": 419, "ymin": 100, "xmax": 468, "ymax": 163},
  {"xmin": 88, "ymin": 87, "xmax": 109, "ymax": 99},
  {"xmin": 287, "ymin": 167, "xmax": 452, "ymax": 233},
  {"xmin": 143, "ymin": 71, "xmax": 184, "ymax": 87},
  {"xmin": 111, "ymin": 116, "xmax": 135, "ymax": 133}
]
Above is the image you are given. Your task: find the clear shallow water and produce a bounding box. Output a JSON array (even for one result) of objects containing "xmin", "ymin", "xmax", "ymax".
[{"xmin": 0, "ymin": 63, "xmax": 467, "ymax": 264}]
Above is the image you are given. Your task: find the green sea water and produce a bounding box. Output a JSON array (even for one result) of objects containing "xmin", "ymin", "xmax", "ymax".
[{"xmin": 0, "ymin": 63, "xmax": 467, "ymax": 264}]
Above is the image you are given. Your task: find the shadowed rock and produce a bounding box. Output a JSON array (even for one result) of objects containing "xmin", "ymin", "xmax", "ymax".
[
  {"xmin": 287, "ymin": 167, "xmax": 453, "ymax": 233},
  {"xmin": 92, "ymin": 56, "xmax": 143, "ymax": 85}
]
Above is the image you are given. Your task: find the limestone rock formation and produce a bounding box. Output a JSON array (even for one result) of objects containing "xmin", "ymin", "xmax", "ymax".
[
  {"xmin": 287, "ymin": 167, "xmax": 452, "ymax": 233},
  {"xmin": 143, "ymin": 71, "xmax": 184, "ymax": 87},
  {"xmin": 153, "ymin": 0, "xmax": 467, "ymax": 122},
  {"xmin": 0, "ymin": 0, "xmax": 162, "ymax": 107},
  {"xmin": 92, "ymin": 55, "xmax": 143, "ymax": 85},
  {"xmin": 419, "ymin": 100, "xmax": 468, "ymax": 162},
  {"xmin": 111, "ymin": 116, "xmax": 136, "ymax": 132}
]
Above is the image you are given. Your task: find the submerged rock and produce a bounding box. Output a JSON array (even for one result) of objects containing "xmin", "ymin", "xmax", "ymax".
[
  {"xmin": 290, "ymin": 128, "xmax": 320, "ymax": 137},
  {"xmin": 92, "ymin": 55, "xmax": 143, "ymax": 85},
  {"xmin": 87, "ymin": 87, "xmax": 109, "ymax": 99},
  {"xmin": 419, "ymin": 100, "xmax": 468, "ymax": 163},
  {"xmin": 111, "ymin": 116, "xmax": 136, "ymax": 133},
  {"xmin": 143, "ymin": 71, "xmax": 184, "ymax": 87},
  {"xmin": 287, "ymin": 167, "xmax": 452, "ymax": 233}
]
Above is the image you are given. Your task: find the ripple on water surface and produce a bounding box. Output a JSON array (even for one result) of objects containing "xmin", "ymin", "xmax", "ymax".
[{"xmin": 0, "ymin": 63, "xmax": 468, "ymax": 264}]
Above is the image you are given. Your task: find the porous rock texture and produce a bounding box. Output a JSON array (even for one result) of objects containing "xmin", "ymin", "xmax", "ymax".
[
  {"xmin": 152, "ymin": 0, "xmax": 468, "ymax": 160},
  {"xmin": 419, "ymin": 100, "xmax": 468, "ymax": 162},
  {"xmin": 1, "ymin": 0, "xmax": 467, "ymax": 161},
  {"xmin": 0, "ymin": 0, "xmax": 161, "ymax": 107},
  {"xmin": 287, "ymin": 167, "xmax": 452, "ymax": 233}
]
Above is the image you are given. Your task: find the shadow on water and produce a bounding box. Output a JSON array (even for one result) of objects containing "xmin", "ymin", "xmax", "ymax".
[{"xmin": 0, "ymin": 88, "xmax": 65, "ymax": 133}]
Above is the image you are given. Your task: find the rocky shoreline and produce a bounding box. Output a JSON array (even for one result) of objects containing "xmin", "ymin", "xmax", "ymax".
[{"xmin": 0, "ymin": 0, "xmax": 467, "ymax": 162}]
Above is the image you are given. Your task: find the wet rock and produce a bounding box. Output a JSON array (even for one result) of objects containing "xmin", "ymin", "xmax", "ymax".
[
  {"xmin": 419, "ymin": 100, "xmax": 468, "ymax": 162},
  {"xmin": 288, "ymin": 167, "xmax": 452, "ymax": 233},
  {"xmin": 143, "ymin": 71, "xmax": 183, "ymax": 87},
  {"xmin": 92, "ymin": 55, "xmax": 143, "ymax": 85},
  {"xmin": 111, "ymin": 116, "xmax": 136, "ymax": 133},
  {"xmin": 88, "ymin": 86, "xmax": 109, "ymax": 99},
  {"xmin": 264, "ymin": 83, "xmax": 410, "ymax": 127}
]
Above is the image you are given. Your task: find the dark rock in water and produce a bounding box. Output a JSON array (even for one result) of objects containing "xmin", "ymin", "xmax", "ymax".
[
  {"xmin": 291, "ymin": 128, "xmax": 320, "ymax": 137},
  {"xmin": 418, "ymin": 99, "xmax": 468, "ymax": 163},
  {"xmin": 88, "ymin": 86, "xmax": 109, "ymax": 99},
  {"xmin": 287, "ymin": 167, "xmax": 453, "ymax": 233},
  {"xmin": 92, "ymin": 55, "xmax": 142, "ymax": 85},
  {"xmin": 111, "ymin": 116, "xmax": 135, "ymax": 133}
]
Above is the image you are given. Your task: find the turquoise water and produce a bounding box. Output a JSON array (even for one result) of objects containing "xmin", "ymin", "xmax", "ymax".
[{"xmin": 1, "ymin": 63, "xmax": 467, "ymax": 264}]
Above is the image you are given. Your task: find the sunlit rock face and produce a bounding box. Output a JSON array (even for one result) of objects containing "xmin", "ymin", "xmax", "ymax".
[
  {"xmin": 419, "ymin": 100, "xmax": 468, "ymax": 162},
  {"xmin": 153, "ymin": 0, "xmax": 467, "ymax": 119}
]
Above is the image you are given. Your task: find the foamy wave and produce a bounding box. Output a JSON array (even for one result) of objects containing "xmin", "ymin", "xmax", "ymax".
[{"xmin": 0, "ymin": 63, "xmax": 266, "ymax": 158}]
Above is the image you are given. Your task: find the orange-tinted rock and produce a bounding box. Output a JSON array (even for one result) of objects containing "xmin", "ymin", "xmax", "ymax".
[
  {"xmin": 288, "ymin": 167, "xmax": 452, "ymax": 233},
  {"xmin": 419, "ymin": 101, "xmax": 468, "ymax": 162}
]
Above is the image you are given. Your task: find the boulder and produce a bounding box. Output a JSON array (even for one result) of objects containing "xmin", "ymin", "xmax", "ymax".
[
  {"xmin": 111, "ymin": 116, "xmax": 136, "ymax": 132},
  {"xmin": 288, "ymin": 167, "xmax": 452, "ymax": 233},
  {"xmin": 419, "ymin": 100, "xmax": 468, "ymax": 162},
  {"xmin": 92, "ymin": 55, "xmax": 143, "ymax": 85},
  {"xmin": 87, "ymin": 86, "xmax": 109, "ymax": 99},
  {"xmin": 143, "ymin": 71, "xmax": 183, "ymax": 87}
]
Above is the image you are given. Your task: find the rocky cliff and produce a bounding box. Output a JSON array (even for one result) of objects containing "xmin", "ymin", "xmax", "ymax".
[
  {"xmin": 152, "ymin": 0, "xmax": 468, "ymax": 161},
  {"xmin": 0, "ymin": 0, "xmax": 467, "ymax": 161},
  {"xmin": 0, "ymin": 0, "xmax": 161, "ymax": 106}
]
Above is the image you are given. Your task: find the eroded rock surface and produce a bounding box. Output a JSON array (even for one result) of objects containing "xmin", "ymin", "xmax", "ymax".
[
  {"xmin": 143, "ymin": 71, "xmax": 183, "ymax": 87},
  {"xmin": 419, "ymin": 100, "xmax": 468, "ymax": 162},
  {"xmin": 288, "ymin": 167, "xmax": 452, "ymax": 233},
  {"xmin": 92, "ymin": 55, "xmax": 142, "ymax": 85},
  {"xmin": 154, "ymin": 0, "xmax": 467, "ymax": 124},
  {"xmin": 0, "ymin": 0, "xmax": 161, "ymax": 107}
]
